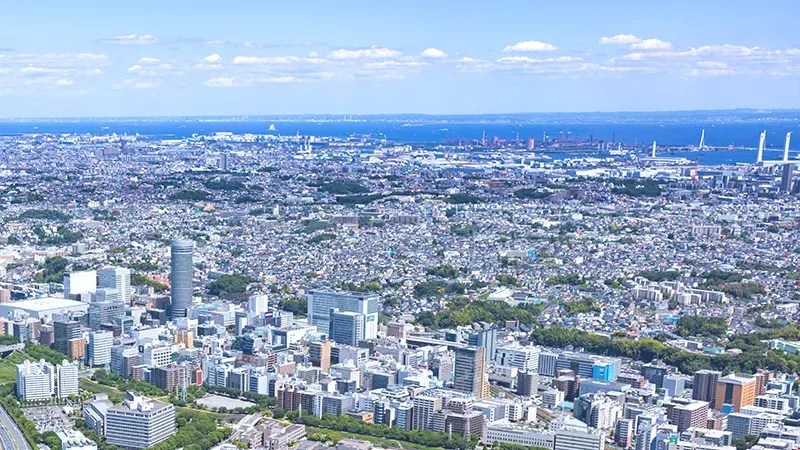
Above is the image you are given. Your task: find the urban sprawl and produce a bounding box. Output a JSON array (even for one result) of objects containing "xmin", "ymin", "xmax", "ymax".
[{"xmin": 1, "ymin": 128, "xmax": 800, "ymax": 450}]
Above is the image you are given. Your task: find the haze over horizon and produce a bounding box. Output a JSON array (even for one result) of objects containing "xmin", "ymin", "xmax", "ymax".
[{"xmin": 1, "ymin": 0, "xmax": 800, "ymax": 117}]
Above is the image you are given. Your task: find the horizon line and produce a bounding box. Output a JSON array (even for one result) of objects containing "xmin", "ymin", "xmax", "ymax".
[{"xmin": 0, "ymin": 108, "xmax": 799, "ymax": 121}]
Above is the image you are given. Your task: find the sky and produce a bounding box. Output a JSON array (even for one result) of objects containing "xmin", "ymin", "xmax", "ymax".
[{"xmin": 1, "ymin": 0, "xmax": 799, "ymax": 117}]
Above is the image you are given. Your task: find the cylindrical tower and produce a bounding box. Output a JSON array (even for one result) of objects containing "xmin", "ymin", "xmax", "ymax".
[{"xmin": 170, "ymin": 239, "xmax": 194, "ymax": 318}]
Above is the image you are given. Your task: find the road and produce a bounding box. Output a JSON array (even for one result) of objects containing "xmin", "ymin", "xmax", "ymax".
[{"xmin": 0, "ymin": 402, "xmax": 30, "ymax": 450}]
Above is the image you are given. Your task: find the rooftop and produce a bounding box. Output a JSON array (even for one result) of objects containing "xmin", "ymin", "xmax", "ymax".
[{"xmin": 1, "ymin": 297, "xmax": 87, "ymax": 312}]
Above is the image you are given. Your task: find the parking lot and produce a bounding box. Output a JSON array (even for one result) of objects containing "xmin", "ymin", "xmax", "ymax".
[{"xmin": 22, "ymin": 406, "xmax": 71, "ymax": 433}]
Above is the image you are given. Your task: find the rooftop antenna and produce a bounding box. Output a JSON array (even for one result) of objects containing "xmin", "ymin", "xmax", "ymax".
[
  {"xmin": 699, "ymin": 129, "xmax": 705, "ymax": 149},
  {"xmin": 652, "ymin": 141, "xmax": 657, "ymax": 158},
  {"xmin": 784, "ymin": 132, "xmax": 792, "ymax": 163},
  {"xmin": 757, "ymin": 130, "xmax": 766, "ymax": 163}
]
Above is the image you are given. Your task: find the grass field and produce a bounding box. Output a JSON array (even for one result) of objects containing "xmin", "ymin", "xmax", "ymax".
[
  {"xmin": 80, "ymin": 379, "xmax": 124, "ymax": 398},
  {"xmin": 0, "ymin": 351, "xmax": 33, "ymax": 384},
  {"xmin": 306, "ymin": 426, "xmax": 441, "ymax": 450}
]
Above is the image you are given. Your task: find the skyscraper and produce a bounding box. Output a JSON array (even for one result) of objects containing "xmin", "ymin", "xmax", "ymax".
[
  {"xmin": 454, "ymin": 346, "xmax": 486, "ymax": 398},
  {"xmin": 468, "ymin": 326, "xmax": 498, "ymax": 364},
  {"xmin": 98, "ymin": 267, "xmax": 131, "ymax": 306},
  {"xmin": 63, "ymin": 270, "xmax": 97, "ymax": 301},
  {"xmin": 53, "ymin": 319, "xmax": 81, "ymax": 357},
  {"xmin": 88, "ymin": 330, "xmax": 114, "ymax": 368},
  {"xmin": 306, "ymin": 290, "xmax": 378, "ymax": 339},
  {"xmin": 329, "ymin": 310, "xmax": 365, "ymax": 346},
  {"xmin": 781, "ymin": 164, "xmax": 794, "ymax": 193},
  {"xmin": 309, "ymin": 340, "xmax": 332, "ymax": 372},
  {"xmin": 693, "ymin": 370, "xmax": 721, "ymax": 403},
  {"xmin": 170, "ymin": 239, "xmax": 194, "ymax": 318},
  {"xmin": 715, "ymin": 375, "xmax": 756, "ymax": 412}
]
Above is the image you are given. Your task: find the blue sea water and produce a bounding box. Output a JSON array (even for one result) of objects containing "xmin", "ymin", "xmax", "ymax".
[{"xmin": 0, "ymin": 119, "xmax": 797, "ymax": 165}]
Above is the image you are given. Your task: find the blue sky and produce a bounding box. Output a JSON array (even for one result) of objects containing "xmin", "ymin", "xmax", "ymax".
[{"xmin": 1, "ymin": 0, "xmax": 799, "ymax": 117}]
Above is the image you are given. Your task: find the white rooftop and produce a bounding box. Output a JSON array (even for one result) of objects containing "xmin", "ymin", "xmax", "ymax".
[{"xmin": 5, "ymin": 297, "xmax": 86, "ymax": 312}]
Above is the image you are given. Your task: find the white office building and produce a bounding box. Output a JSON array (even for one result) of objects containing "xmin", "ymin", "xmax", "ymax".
[
  {"xmin": 106, "ymin": 392, "xmax": 175, "ymax": 449},
  {"xmin": 57, "ymin": 360, "xmax": 79, "ymax": 398},
  {"xmin": 495, "ymin": 343, "xmax": 540, "ymax": 372},
  {"xmin": 63, "ymin": 271, "xmax": 97, "ymax": 300},
  {"xmin": 88, "ymin": 331, "xmax": 114, "ymax": 367},
  {"xmin": 142, "ymin": 344, "xmax": 173, "ymax": 368},
  {"xmin": 16, "ymin": 359, "xmax": 54, "ymax": 400},
  {"xmin": 307, "ymin": 290, "xmax": 378, "ymax": 339},
  {"xmin": 98, "ymin": 267, "xmax": 131, "ymax": 306}
]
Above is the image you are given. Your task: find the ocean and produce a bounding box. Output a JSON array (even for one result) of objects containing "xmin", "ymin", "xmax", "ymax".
[{"xmin": 0, "ymin": 119, "xmax": 797, "ymax": 166}]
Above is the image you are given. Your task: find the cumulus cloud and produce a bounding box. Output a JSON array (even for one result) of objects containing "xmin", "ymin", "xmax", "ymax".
[
  {"xmin": 137, "ymin": 57, "xmax": 160, "ymax": 64},
  {"xmin": 503, "ymin": 41, "xmax": 557, "ymax": 52},
  {"xmin": 203, "ymin": 54, "xmax": 222, "ymax": 64},
  {"xmin": 497, "ymin": 56, "xmax": 582, "ymax": 64},
  {"xmin": 328, "ymin": 46, "xmax": 402, "ymax": 60},
  {"xmin": 420, "ymin": 48, "xmax": 447, "ymax": 59},
  {"xmin": 101, "ymin": 34, "xmax": 159, "ymax": 45},
  {"xmin": 630, "ymin": 39, "xmax": 673, "ymax": 51},
  {"xmin": 696, "ymin": 61, "xmax": 729, "ymax": 69},
  {"xmin": 54, "ymin": 79, "xmax": 74, "ymax": 86},
  {"xmin": 203, "ymin": 76, "xmax": 237, "ymax": 87},
  {"xmin": 599, "ymin": 34, "xmax": 641, "ymax": 45}
]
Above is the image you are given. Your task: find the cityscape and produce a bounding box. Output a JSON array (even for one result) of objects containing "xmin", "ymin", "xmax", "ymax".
[{"xmin": 2, "ymin": 2, "xmax": 800, "ymax": 450}]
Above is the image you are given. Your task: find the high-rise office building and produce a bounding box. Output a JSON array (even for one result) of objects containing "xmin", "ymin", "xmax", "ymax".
[
  {"xmin": 98, "ymin": 267, "xmax": 131, "ymax": 306},
  {"xmin": 309, "ymin": 340, "xmax": 332, "ymax": 372},
  {"xmin": 88, "ymin": 330, "xmax": 113, "ymax": 368},
  {"xmin": 63, "ymin": 270, "xmax": 97, "ymax": 301},
  {"xmin": 468, "ymin": 326, "xmax": 498, "ymax": 364},
  {"xmin": 88, "ymin": 292, "xmax": 125, "ymax": 331},
  {"xmin": 329, "ymin": 310, "xmax": 365, "ymax": 346},
  {"xmin": 56, "ymin": 360, "xmax": 79, "ymax": 398},
  {"xmin": 16, "ymin": 360, "xmax": 54, "ymax": 400},
  {"xmin": 454, "ymin": 346, "xmax": 486, "ymax": 398},
  {"xmin": 170, "ymin": 239, "xmax": 194, "ymax": 318},
  {"xmin": 693, "ymin": 370, "xmax": 721, "ymax": 403},
  {"xmin": 111, "ymin": 346, "xmax": 140, "ymax": 377},
  {"xmin": 106, "ymin": 392, "xmax": 176, "ymax": 449},
  {"xmin": 306, "ymin": 290, "xmax": 378, "ymax": 339},
  {"xmin": 53, "ymin": 319, "xmax": 81, "ymax": 357},
  {"xmin": 781, "ymin": 164, "xmax": 794, "ymax": 193},
  {"xmin": 668, "ymin": 400, "xmax": 709, "ymax": 432},
  {"xmin": 715, "ymin": 375, "xmax": 756, "ymax": 412}
]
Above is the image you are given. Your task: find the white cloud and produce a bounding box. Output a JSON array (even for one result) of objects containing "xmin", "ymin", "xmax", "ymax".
[
  {"xmin": 257, "ymin": 76, "xmax": 300, "ymax": 84},
  {"xmin": 497, "ymin": 56, "xmax": 582, "ymax": 64},
  {"xmin": 630, "ymin": 39, "xmax": 673, "ymax": 51},
  {"xmin": 203, "ymin": 54, "xmax": 222, "ymax": 64},
  {"xmin": 696, "ymin": 61, "xmax": 729, "ymax": 69},
  {"xmin": 123, "ymin": 78, "xmax": 160, "ymax": 88},
  {"xmin": 420, "ymin": 48, "xmax": 447, "ymax": 59},
  {"xmin": 54, "ymin": 79, "xmax": 74, "ymax": 86},
  {"xmin": 137, "ymin": 57, "xmax": 160, "ymax": 64},
  {"xmin": 599, "ymin": 34, "xmax": 641, "ymax": 45},
  {"xmin": 102, "ymin": 34, "xmax": 159, "ymax": 45},
  {"xmin": 203, "ymin": 76, "xmax": 238, "ymax": 87},
  {"xmin": 328, "ymin": 46, "xmax": 402, "ymax": 60},
  {"xmin": 503, "ymin": 41, "xmax": 557, "ymax": 52}
]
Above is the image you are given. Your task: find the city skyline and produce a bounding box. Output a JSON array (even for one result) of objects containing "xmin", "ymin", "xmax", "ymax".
[{"xmin": 1, "ymin": 0, "xmax": 800, "ymax": 117}]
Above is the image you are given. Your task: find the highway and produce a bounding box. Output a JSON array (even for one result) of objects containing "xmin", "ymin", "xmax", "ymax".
[{"xmin": 0, "ymin": 402, "xmax": 30, "ymax": 450}]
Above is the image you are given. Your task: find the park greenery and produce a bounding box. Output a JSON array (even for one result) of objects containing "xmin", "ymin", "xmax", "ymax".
[
  {"xmin": 676, "ymin": 316, "xmax": 729, "ymax": 338},
  {"xmin": 450, "ymin": 223, "xmax": 476, "ymax": 236},
  {"xmin": 560, "ymin": 298, "xmax": 600, "ymax": 316},
  {"xmin": 33, "ymin": 256, "xmax": 69, "ymax": 283},
  {"xmin": 151, "ymin": 409, "xmax": 231, "ymax": 450},
  {"xmin": 286, "ymin": 411, "xmax": 476, "ymax": 450},
  {"xmin": 638, "ymin": 270, "xmax": 681, "ymax": 282},
  {"xmin": 203, "ymin": 179, "xmax": 246, "ymax": 191},
  {"xmin": 530, "ymin": 325, "xmax": 800, "ymax": 375},
  {"xmin": 206, "ymin": 274, "xmax": 256, "ymax": 298},
  {"xmin": 19, "ymin": 209, "xmax": 71, "ymax": 221},
  {"xmin": 169, "ymin": 189, "xmax": 212, "ymax": 201},
  {"xmin": 444, "ymin": 193, "xmax": 484, "ymax": 204},
  {"xmin": 610, "ymin": 179, "xmax": 664, "ymax": 197},
  {"xmin": 413, "ymin": 280, "xmax": 468, "ymax": 298},
  {"xmin": 545, "ymin": 273, "xmax": 586, "ymax": 287},
  {"xmin": 427, "ymin": 264, "xmax": 461, "ymax": 279},
  {"xmin": 307, "ymin": 233, "xmax": 336, "ymax": 244},
  {"xmin": 317, "ymin": 180, "xmax": 370, "ymax": 194},
  {"xmin": 33, "ymin": 225, "xmax": 83, "ymax": 245},
  {"xmin": 296, "ymin": 220, "xmax": 335, "ymax": 234},
  {"xmin": 513, "ymin": 188, "xmax": 552, "ymax": 200},
  {"xmin": 92, "ymin": 369, "xmax": 166, "ymax": 397},
  {"xmin": 339, "ymin": 280, "xmax": 383, "ymax": 292},
  {"xmin": 416, "ymin": 296, "xmax": 543, "ymax": 329},
  {"xmin": 279, "ymin": 297, "xmax": 308, "ymax": 317},
  {"xmin": 131, "ymin": 273, "xmax": 169, "ymax": 292}
]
